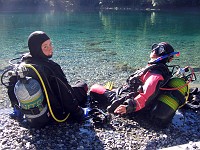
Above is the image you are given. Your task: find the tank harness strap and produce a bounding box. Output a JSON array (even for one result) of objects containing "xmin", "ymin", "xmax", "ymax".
[{"xmin": 21, "ymin": 107, "xmax": 41, "ymax": 115}]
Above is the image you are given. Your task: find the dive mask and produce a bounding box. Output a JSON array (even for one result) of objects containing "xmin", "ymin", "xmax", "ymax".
[{"xmin": 151, "ymin": 43, "xmax": 166, "ymax": 56}]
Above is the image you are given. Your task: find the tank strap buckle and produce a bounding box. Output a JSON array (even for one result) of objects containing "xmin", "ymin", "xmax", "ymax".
[{"xmin": 21, "ymin": 107, "xmax": 41, "ymax": 115}]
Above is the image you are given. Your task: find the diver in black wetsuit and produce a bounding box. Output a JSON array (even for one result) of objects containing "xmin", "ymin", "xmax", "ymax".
[{"xmin": 9, "ymin": 31, "xmax": 89, "ymax": 128}]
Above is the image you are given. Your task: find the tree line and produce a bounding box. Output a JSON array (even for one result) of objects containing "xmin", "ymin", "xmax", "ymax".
[{"xmin": 0, "ymin": 0, "xmax": 200, "ymax": 11}]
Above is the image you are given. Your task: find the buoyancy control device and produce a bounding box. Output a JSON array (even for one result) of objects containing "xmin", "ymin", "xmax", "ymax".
[
  {"xmin": 1, "ymin": 57, "xmax": 70, "ymax": 127},
  {"xmin": 150, "ymin": 66, "xmax": 196, "ymax": 127},
  {"xmin": 1, "ymin": 61, "xmax": 51, "ymax": 127},
  {"xmin": 126, "ymin": 63, "xmax": 171, "ymax": 93}
]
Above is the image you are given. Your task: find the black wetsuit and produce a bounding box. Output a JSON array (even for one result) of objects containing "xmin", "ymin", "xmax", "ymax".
[{"xmin": 21, "ymin": 54, "xmax": 88, "ymax": 122}]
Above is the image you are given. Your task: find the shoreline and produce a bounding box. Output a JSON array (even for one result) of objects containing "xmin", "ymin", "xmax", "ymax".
[{"xmin": 0, "ymin": 5, "xmax": 200, "ymax": 13}]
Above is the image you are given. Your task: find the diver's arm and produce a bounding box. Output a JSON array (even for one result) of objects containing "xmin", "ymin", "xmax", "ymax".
[{"xmin": 114, "ymin": 73, "xmax": 164, "ymax": 114}]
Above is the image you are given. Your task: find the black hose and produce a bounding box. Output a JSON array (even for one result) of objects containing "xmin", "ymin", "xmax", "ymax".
[{"xmin": 1, "ymin": 68, "xmax": 13, "ymax": 87}]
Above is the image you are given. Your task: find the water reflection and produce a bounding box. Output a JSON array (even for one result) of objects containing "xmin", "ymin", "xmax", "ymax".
[
  {"xmin": 150, "ymin": 12, "xmax": 156, "ymax": 25},
  {"xmin": 0, "ymin": 10, "xmax": 199, "ymax": 83}
]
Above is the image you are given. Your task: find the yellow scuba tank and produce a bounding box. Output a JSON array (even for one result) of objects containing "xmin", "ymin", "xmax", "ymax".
[
  {"xmin": 150, "ymin": 77, "xmax": 189, "ymax": 127},
  {"xmin": 159, "ymin": 77, "xmax": 189, "ymax": 109}
]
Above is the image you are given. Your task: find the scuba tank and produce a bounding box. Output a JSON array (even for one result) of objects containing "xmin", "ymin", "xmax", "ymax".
[
  {"xmin": 11, "ymin": 62, "xmax": 70, "ymax": 127},
  {"xmin": 1, "ymin": 57, "xmax": 70, "ymax": 127},
  {"xmin": 150, "ymin": 66, "xmax": 196, "ymax": 128},
  {"xmin": 14, "ymin": 77, "xmax": 50, "ymax": 128},
  {"xmin": 150, "ymin": 77, "xmax": 188, "ymax": 127},
  {"xmin": 1, "ymin": 60, "xmax": 51, "ymax": 128},
  {"xmin": 14, "ymin": 77, "xmax": 44, "ymax": 111},
  {"xmin": 14, "ymin": 77, "xmax": 47, "ymax": 118}
]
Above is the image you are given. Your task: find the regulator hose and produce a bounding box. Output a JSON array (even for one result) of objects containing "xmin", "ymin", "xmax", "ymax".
[
  {"xmin": 23, "ymin": 64, "xmax": 70, "ymax": 122},
  {"xmin": 160, "ymin": 66, "xmax": 195, "ymax": 91}
]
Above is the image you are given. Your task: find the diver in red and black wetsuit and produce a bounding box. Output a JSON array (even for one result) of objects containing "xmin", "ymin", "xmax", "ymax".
[{"xmin": 89, "ymin": 42, "xmax": 180, "ymax": 126}]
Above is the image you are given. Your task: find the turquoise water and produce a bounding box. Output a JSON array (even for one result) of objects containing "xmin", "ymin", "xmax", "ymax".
[{"xmin": 0, "ymin": 10, "xmax": 200, "ymax": 84}]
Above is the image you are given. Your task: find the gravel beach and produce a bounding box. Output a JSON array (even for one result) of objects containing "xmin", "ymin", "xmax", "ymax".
[
  {"xmin": 1, "ymin": 106, "xmax": 200, "ymax": 150},
  {"xmin": 0, "ymin": 56, "xmax": 200, "ymax": 150}
]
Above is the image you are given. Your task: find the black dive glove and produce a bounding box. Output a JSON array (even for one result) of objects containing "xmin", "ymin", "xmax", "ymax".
[{"xmin": 123, "ymin": 99, "xmax": 136, "ymax": 114}]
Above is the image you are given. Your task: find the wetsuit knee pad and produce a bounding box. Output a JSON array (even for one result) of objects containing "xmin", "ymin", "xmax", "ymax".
[{"xmin": 90, "ymin": 84, "xmax": 106, "ymax": 95}]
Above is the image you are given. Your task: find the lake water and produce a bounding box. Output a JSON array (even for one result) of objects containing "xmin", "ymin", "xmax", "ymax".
[{"xmin": 0, "ymin": 10, "xmax": 200, "ymax": 85}]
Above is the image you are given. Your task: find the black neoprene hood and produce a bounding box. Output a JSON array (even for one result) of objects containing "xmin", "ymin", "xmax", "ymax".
[{"xmin": 28, "ymin": 31, "xmax": 50, "ymax": 59}]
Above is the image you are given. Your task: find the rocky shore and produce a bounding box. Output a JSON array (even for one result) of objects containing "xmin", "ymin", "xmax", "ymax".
[
  {"xmin": 0, "ymin": 106, "xmax": 200, "ymax": 150},
  {"xmin": 0, "ymin": 58, "xmax": 200, "ymax": 150}
]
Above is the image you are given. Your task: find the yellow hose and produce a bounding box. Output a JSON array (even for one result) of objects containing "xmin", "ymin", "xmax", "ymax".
[{"xmin": 23, "ymin": 64, "xmax": 70, "ymax": 122}]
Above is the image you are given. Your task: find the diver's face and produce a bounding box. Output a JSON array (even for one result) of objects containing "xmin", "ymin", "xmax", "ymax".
[
  {"xmin": 41, "ymin": 39, "xmax": 53, "ymax": 57},
  {"xmin": 150, "ymin": 49, "xmax": 159, "ymax": 59}
]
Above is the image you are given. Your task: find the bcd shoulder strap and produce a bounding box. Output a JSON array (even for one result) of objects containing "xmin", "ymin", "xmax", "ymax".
[{"xmin": 127, "ymin": 63, "xmax": 171, "ymax": 91}]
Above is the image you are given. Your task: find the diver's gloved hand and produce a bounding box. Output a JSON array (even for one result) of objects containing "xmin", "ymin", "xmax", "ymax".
[
  {"xmin": 112, "ymin": 99, "xmax": 135, "ymax": 115},
  {"xmin": 123, "ymin": 99, "xmax": 136, "ymax": 114},
  {"xmin": 107, "ymin": 97, "xmax": 126, "ymax": 114},
  {"xmin": 82, "ymin": 107, "xmax": 91, "ymax": 118}
]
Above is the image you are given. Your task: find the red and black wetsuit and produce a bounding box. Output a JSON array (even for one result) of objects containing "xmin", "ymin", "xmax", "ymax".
[{"xmin": 89, "ymin": 63, "xmax": 171, "ymax": 113}]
